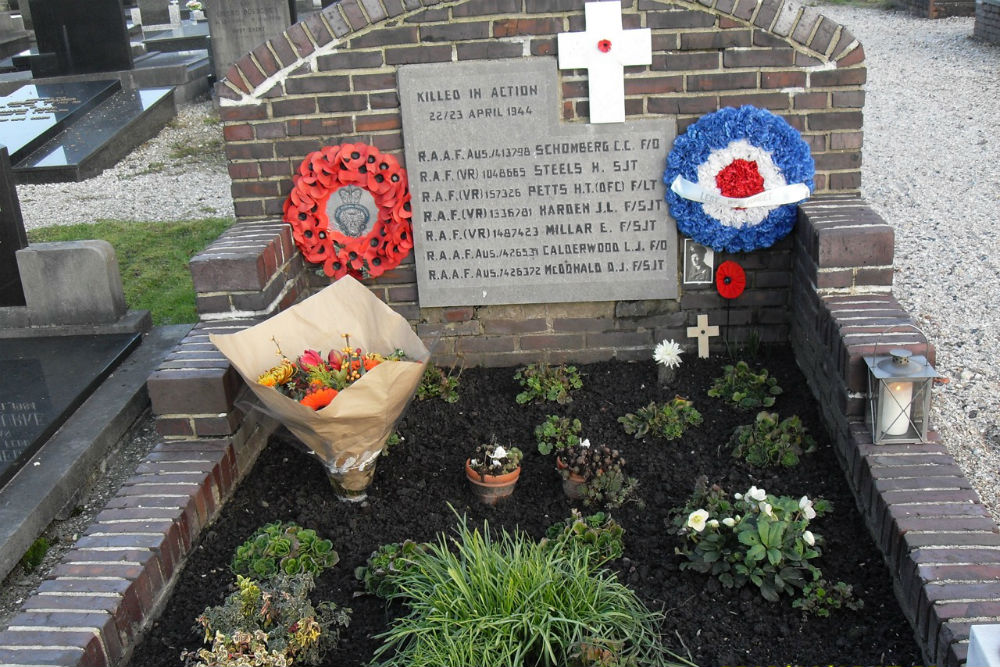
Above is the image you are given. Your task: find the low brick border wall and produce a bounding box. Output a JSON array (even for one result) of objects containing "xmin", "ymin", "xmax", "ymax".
[
  {"xmin": 975, "ymin": 0, "xmax": 1000, "ymax": 44},
  {"xmin": 898, "ymin": 0, "xmax": 976, "ymax": 18},
  {"xmin": 2, "ymin": 199, "xmax": 999, "ymax": 667}
]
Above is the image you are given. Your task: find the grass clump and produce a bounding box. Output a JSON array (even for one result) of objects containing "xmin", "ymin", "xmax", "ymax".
[
  {"xmin": 514, "ymin": 363, "xmax": 583, "ymax": 405},
  {"xmin": 370, "ymin": 514, "xmax": 684, "ymax": 667},
  {"xmin": 618, "ymin": 397, "xmax": 703, "ymax": 441},
  {"xmin": 20, "ymin": 536, "xmax": 50, "ymax": 571},
  {"xmin": 28, "ymin": 218, "xmax": 232, "ymax": 325}
]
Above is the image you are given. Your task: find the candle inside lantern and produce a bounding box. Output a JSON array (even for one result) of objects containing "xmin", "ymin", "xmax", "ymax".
[{"xmin": 879, "ymin": 380, "xmax": 913, "ymax": 436}]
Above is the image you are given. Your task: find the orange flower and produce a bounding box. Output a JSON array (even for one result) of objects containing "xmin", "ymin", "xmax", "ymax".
[
  {"xmin": 363, "ymin": 356, "xmax": 381, "ymax": 371},
  {"xmin": 300, "ymin": 388, "xmax": 338, "ymax": 410}
]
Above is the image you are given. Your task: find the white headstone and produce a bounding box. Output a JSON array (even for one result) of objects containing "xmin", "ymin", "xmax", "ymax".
[
  {"xmin": 557, "ymin": 1, "xmax": 651, "ymax": 124},
  {"xmin": 968, "ymin": 624, "xmax": 1000, "ymax": 667}
]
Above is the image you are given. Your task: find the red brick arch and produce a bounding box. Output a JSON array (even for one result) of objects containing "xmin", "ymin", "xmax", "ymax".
[{"xmin": 216, "ymin": 0, "xmax": 865, "ymax": 222}]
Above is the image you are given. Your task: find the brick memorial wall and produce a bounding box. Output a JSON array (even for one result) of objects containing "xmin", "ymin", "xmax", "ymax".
[
  {"xmin": 135, "ymin": 1, "xmax": 1000, "ymax": 665},
  {"xmin": 975, "ymin": 0, "xmax": 1000, "ymax": 44}
]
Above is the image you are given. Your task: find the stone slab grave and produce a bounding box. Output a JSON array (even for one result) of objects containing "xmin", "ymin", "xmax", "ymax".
[
  {"xmin": 400, "ymin": 58, "xmax": 676, "ymax": 307},
  {"xmin": 142, "ymin": 21, "xmax": 210, "ymax": 53},
  {"xmin": 0, "ymin": 333, "xmax": 141, "ymax": 488},
  {"xmin": 138, "ymin": 0, "xmax": 170, "ymax": 26},
  {"xmin": 0, "ymin": 79, "xmax": 175, "ymax": 183}
]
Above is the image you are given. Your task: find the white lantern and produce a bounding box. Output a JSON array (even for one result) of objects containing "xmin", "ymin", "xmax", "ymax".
[{"xmin": 864, "ymin": 348, "xmax": 939, "ymax": 445}]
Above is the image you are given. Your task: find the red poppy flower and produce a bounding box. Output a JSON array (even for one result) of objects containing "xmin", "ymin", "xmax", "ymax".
[
  {"xmin": 716, "ymin": 260, "xmax": 746, "ymax": 299},
  {"xmin": 598, "ymin": 39, "xmax": 612, "ymax": 53}
]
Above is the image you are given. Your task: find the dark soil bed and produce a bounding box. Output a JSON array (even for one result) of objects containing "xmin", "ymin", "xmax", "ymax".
[{"xmin": 130, "ymin": 349, "xmax": 923, "ymax": 666}]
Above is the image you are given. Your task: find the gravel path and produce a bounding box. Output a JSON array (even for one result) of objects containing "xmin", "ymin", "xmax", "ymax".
[
  {"xmin": 15, "ymin": 101, "xmax": 234, "ymax": 229},
  {"xmin": 817, "ymin": 5, "xmax": 1000, "ymax": 522}
]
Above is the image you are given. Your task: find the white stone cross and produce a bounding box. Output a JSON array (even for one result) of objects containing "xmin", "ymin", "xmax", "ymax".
[
  {"xmin": 557, "ymin": 1, "xmax": 651, "ymax": 124},
  {"xmin": 687, "ymin": 314, "xmax": 720, "ymax": 359}
]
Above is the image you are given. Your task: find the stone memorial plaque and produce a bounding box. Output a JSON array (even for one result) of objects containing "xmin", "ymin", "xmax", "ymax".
[
  {"xmin": 399, "ymin": 58, "xmax": 677, "ymax": 308},
  {"xmin": 207, "ymin": 0, "xmax": 291, "ymax": 81}
]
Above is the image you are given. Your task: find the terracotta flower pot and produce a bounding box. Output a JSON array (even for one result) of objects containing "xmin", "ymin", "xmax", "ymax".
[
  {"xmin": 556, "ymin": 456, "xmax": 587, "ymax": 500},
  {"xmin": 465, "ymin": 459, "xmax": 520, "ymax": 505}
]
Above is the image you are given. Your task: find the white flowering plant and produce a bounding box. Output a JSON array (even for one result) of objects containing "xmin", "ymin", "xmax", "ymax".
[
  {"xmin": 653, "ymin": 339, "xmax": 683, "ymax": 368},
  {"xmin": 468, "ymin": 440, "xmax": 522, "ymax": 477},
  {"xmin": 669, "ymin": 477, "xmax": 858, "ymax": 610}
]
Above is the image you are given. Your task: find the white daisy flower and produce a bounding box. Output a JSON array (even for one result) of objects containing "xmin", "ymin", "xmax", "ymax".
[{"xmin": 653, "ymin": 339, "xmax": 683, "ymax": 368}]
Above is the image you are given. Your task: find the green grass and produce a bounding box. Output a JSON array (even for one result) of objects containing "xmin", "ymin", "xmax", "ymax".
[
  {"xmin": 27, "ymin": 218, "xmax": 233, "ymax": 325},
  {"xmin": 370, "ymin": 513, "xmax": 691, "ymax": 667}
]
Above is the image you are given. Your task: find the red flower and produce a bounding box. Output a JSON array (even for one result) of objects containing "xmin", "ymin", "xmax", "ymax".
[
  {"xmin": 716, "ymin": 260, "xmax": 746, "ymax": 299},
  {"xmin": 299, "ymin": 349, "xmax": 324, "ymax": 369},
  {"xmin": 300, "ymin": 388, "xmax": 338, "ymax": 410},
  {"xmin": 597, "ymin": 39, "xmax": 612, "ymax": 53},
  {"xmin": 715, "ymin": 158, "xmax": 765, "ymax": 199}
]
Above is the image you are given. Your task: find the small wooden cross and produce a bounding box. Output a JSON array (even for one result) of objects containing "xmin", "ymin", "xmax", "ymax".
[
  {"xmin": 687, "ymin": 314, "xmax": 719, "ymax": 359},
  {"xmin": 557, "ymin": 1, "xmax": 651, "ymax": 124}
]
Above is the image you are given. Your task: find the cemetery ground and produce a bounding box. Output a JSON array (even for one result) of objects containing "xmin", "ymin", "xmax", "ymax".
[{"xmin": 128, "ymin": 351, "xmax": 923, "ymax": 666}]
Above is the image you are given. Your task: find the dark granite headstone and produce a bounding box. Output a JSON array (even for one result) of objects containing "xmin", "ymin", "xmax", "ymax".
[
  {"xmin": 137, "ymin": 0, "xmax": 169, "ymax": 25},
  {"xmin": 0, "ymin": 333, "xmax": 139, "ymax": 488},
  {"xmin": 28, "ymin": 0, "xmax": 133, "ymax": 76},
  {"xmin": 0, "ymin": 146, "xmax": 25, "ymax": 306}
]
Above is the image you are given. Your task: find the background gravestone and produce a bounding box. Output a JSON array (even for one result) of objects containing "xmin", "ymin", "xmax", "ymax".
[
  {"xmin": 207, "ymin": 0, "xmax": 291, "ymax": 81},
  {"xmin": 0, "ymin": 146, "xmax": 25, "ymax": 306},
  {"xmin": 137, "ymin": 0, "xmax": 170, "ymax": 25},
  {"xmin": 28, "ymin": 0, "xmax": 133, "ymax": 77}
]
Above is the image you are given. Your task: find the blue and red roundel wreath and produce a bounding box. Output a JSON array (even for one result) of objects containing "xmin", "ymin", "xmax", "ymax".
[
  {"xmin": 283, "ymin": 143, "xmax": 413, "ymax": 279},
  {"xmin": 664, "ymin": 106, "xmax": 815, "ymax": 253}
]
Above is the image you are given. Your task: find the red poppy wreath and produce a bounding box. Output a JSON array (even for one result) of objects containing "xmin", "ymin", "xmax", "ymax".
[{"xmin": 283, "ymin": 143, "xmax": 413, "ymax": 279}]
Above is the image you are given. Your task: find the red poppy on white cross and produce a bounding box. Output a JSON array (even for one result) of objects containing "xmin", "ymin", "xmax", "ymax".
[{"xmin": 557, "ymin": 1, "xmax": 651, "ymax": 124}]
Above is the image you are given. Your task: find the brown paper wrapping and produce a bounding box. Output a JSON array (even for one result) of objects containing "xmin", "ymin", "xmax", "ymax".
[{"xmin": 210, "ymin": 276, "xmax": 429, "ymax": 498}]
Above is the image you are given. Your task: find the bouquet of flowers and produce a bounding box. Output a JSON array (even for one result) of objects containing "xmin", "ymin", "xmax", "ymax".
[
  {"xmin": 211, "ymin": 277, "xmax": 429, "ymax": 500},
  {"xmin": 258, "ymin": 335, "xmax": 407, "ymax": 411}
]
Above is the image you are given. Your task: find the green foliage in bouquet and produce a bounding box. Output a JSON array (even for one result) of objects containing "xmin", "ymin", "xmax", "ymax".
[
  {"xmin": 187, "ymin": 574, "xmax": 349, "ymax": 667},
  {"xmin": 514, "ymin": 363, "xmax": 583, "ymax": 405},
  {"xmin": 535, "ymin": 414, "xmax": 583, "ymax": 455},
  {"xmin": 231, "ymin": 522, "xmax": 339, "ymax": 580},
  {"xmin": 730, "ymin": 411, "xmax": 816, "ymax": 468},
  {"xmin": 618, "ymin": 397, "xmax": 703, "ymax": 441},
  {"xmin": 707, "ymin": 360, "xmax": 782, "ymax": 411}
]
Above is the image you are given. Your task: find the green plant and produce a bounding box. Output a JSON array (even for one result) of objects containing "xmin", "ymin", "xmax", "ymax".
[
  {"xmin": 19, "ymin": 537, "xmax": 50, "ymax": 571},
  {"xmin": 559, "ymin": 443, "xmax": 642, "ymax": 510},
  {"xmin": 355, "ymin": 540, "xmax": 429, "ymax": 598},
  {"xmin": 707, "ymin": 360, "xmax": 782, "ymax": 411},
  {"xmin": 28, "ymin": 218, "xmax": 233, "ymax": 325},
  {"xmin": 231, "ymin": 522, "xmax": 339, "ymax": 580},
  {"xmin": 416, "ymin": 362, "xmax": 461, "ymax": 403},
  {"xmin": 730, "ymin": 411, "xmax": 816, "ymax": 468},
  {"xmin": 543, "ymin": 510, "xmax": 624, "ymax": 568},
  {"xmin": 535, "ymin": 414, "xmax": 582, "ymax": 455},
  {"xmin": 468, "ymin": 440, "xmax": 523, "ymax": 477},
  {"xmin": 514, "ymin": 363, "xmax": 583, "ymax": 405},
  {"xmin": 792, "ymin": 579, "xmax": 864, "ymax": 617},
  {"xmin": 618, "ymin": 397, "xmax": 703, "ymax": 441},
  {"xmin": 370, "ymin": 514, "xmax": 687, "ymax": 667},
  {"xmin": 670, "ymin": 478, "xmax": 836, "ymax": 604},
  {"xmin": 381, "ymin": 431, "xmax": 404, "ymax": 456},
  {"xmin": 186, "ymin": 574, "xmax": 349, "ymax": 667}
]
